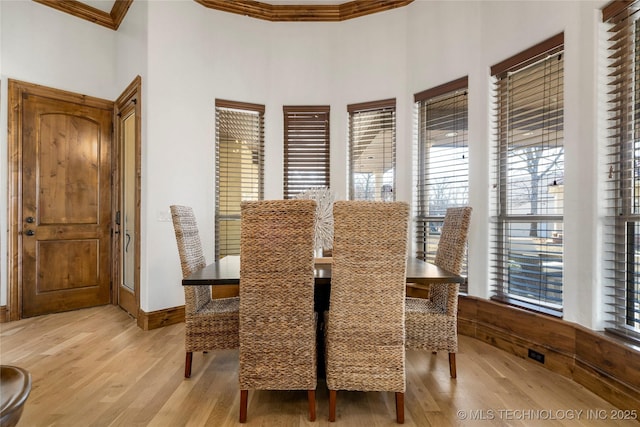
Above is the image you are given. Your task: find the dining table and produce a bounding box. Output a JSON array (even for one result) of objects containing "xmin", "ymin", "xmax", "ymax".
[
  {"xmin": 182, "ymin": 255, "xmax": 465, "ymax": 310},
  {"xmin": 182, "ymin": 255, "xmax": 465, "ymax": 377}
]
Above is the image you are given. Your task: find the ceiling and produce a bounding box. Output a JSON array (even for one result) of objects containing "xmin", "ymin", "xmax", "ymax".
[{"xmin": 32, "ymin": 0, "xmax": 414, "ymax": 30}]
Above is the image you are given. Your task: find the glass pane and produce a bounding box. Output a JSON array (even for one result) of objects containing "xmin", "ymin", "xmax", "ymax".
[
  {"xmin": 505, "ymin": 221, "xmax": 563, "ymax": 308},
  {"xmin": 216, "ymin": 106, "xmax": 263, "ymax": 258},
  {"xmin": 349, "ymin": 107, "xmax": 396, "ymax": 201},
  {"xmin": 422, "ymin": 91, "xmax": 469, "ymax": 216},
  {"xmin": 122, "ymin": 112, "xmax": 136, "ymax": 292},
  {"xmin": 626, "ymin": 222, "xmax": 640, "ymax": 329},
  {"xmin": 416, "ymin": 88, "xmax": 469, "ymax": 292},
  {"xmin": 284, "ymin": 108, "xmax": 330, "ymax": 199},
  {"xmin": 506, "ymin": 145, "xmax": 564, "ymax": 217}
]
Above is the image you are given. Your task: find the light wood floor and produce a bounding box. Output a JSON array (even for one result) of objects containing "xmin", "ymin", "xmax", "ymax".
[{"xmin": 1, "ymin": 305, "xmax": 638, "ymax": 427}]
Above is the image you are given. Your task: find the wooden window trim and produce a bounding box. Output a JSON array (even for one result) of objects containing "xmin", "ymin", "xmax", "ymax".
[
  {"xmin": 414, "ymin": 76, "xmax": 468, "ymax": 103},
  {"xmin": 490, "ymin": 33, "xmax": 564, "ymax": 77},
  {"xmin": 347, "ymin": 98, "xmax": 396, "ymax": 113},
  {"xmin": 216, "ymin": 99, "xmax": 265, "ymax": 114}
]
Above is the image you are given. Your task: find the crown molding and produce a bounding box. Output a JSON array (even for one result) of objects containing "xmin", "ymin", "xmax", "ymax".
[
  {"xmin": 32, "ymin": 0, "xmax": 133, "ymax": 30},
  {"xmin": 32, "ymin": 0, "xmax": 411, "ymax": 29},
  {"xmin": 195, "ymin": 0, "xmax": 414, "ymax": 22}
]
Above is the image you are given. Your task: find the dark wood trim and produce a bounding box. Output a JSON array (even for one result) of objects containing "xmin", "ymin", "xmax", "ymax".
[
  {"xmin": 414, "ymin": 76, "xmax": 468, "ymax": 103},
  {"xmin": 7, "ymin": 80, "xmax": 23, "ymax": 322},
  {"xmin": 113, "ymin": 76, "xmax": 142, "ymax": 317},
  {"xmin": 34, "ymin": 0, "xmax": 409, "ymax": 28},
  {"xmin": 137, "ymin": 305, "xmax": 185, "ymax": 330},
  {"xmin": 195, "ymin": 0, "xmax": 413, "ymax": 22},
  {"xmin": 33, "ymin": 0, "xmax": 133, "ymax": 30},
  {"xmin": 215, "ymin": 99, "xmax": 265, "ymax": 114},
  {"xmin": 110, "ymin": 0, "xmax": 133, "ymax": 29},
  {"xmin": 458, "ymin": 296, "xmax": 640, "ymax": 412},
  {"xmin": 490, "ymin": 32, "xmax": 564, "ymax": 77},
  {"xmin": 347, "ymin": 98, "xmax": 396, "ymax": 113},
  {"xmin": 283, "ymin": 105, "xmax": 331, "ymax": 113},
  {"xmin": 602, "ymin": 0, "xmax": 635, "ymax": 22},
  {"xmin": 136, "ymin": 288, "xmax": 237, "ymax": 330},
  {"xmin": 0, "ymin": 306, "xmax": 7, "ymax": 323}
]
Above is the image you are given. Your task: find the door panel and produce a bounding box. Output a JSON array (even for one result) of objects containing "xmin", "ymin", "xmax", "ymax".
[
  {"xmin": 37, "ymin": 113, "xmax": 100, "ymax": 224},
  {"xmin": 36, "ymin": 240, "xmax": 99, "ymax": 291},
  {"xmin": 21, "ymin": 93, "xmax": 112, "ymax": 318},
  {"xmin": 113, "ymin": 76, "xmax": 142, "ymax": 318}
]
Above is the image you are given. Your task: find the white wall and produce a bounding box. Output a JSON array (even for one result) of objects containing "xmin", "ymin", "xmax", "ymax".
[
  {"xmin": 406, "ymin": 0, "xmax": 606, "ymax": 327},
  {"xmin": 141, "ymin": 2, "xmax": 412, "ymax": 311},
  {"xmin": 0, "ymin": 0, "xmax": 118, "ymax": 306},
  {"xmin": 1, "ymin": 0, "xmax": 608, "ymax": 330}
]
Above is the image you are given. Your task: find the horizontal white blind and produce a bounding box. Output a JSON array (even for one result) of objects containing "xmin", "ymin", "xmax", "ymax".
[
  {"xmin": 491, "ymin": 34, "xmax": 565, "ymax": 315},
  {"xmin": 414, "ymin": 78, "xmax": 469, "ymax": 291},
  {"xmin": 347, "ymin": 99, "xmax": 396, "ymax": 201},
  {"xmin": 603, "ymin": 1, "xmax": 640, "ymax": 342},
  {"xmin": 215, "ymin": 99, "xmax": 264, "ymax": 259},
  {"xmin": 283, "ymin": 106, "xmax": 330, "ymax": 199}
]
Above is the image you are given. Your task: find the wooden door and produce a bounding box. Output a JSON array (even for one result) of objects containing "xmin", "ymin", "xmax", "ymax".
[{"xmin": 13, "ymin": 81, "xmax": 113, "ymax": 318}]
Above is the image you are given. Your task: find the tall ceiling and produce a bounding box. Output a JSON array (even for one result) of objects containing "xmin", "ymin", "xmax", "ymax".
[{"xmin": 32, "ymin": 0, "xmax": 414, "ymax": 30}]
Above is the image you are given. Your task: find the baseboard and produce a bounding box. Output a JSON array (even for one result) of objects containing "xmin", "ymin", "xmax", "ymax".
[
  {"xmin": 458, "ymin": 296, "xmax": 640, "ymax": 412},
  {"xmin": 135, "ymin": 287, "xmax": 238, "ymax": 330},
  {"xmin": 137, "ymin": 305, "xmax": 185, "ymax": 331},
  {"xmin": 0, "ymin": 305, "xmax": 7, "ymax": 323}
]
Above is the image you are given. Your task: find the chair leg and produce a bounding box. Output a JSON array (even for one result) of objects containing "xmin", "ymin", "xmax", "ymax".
[
  {"xmin": 449, "ymin": 353, "xmax": 457, "ymax": 378},
  {"xmin": 328, "ymin": 389, "xmax": 337, "ymax": 422},
  {"xmin": 239, "ymin": 390, "xmax": 248, "ymax": 423},
  {"xmin": 184, "ymin": 352, "xmax": 193, "ymax": 378},
  {"xmin": 308, "ymin": 390, "xmax": 316, "ymax": 421},
  {"xmin": 395, "ymin": 392, "xmax": 405, "ymax": 424}
]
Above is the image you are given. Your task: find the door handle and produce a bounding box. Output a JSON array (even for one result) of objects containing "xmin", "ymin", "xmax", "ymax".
[
  {"xmin": 25, "ymin": 229, "xmax": 35, "ymax": 236},
  {"xmin": 25, "ymin": 216, "xmax": 35, "ymax": 223}
]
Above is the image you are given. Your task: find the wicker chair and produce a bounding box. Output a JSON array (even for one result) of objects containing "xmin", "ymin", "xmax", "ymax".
[
  {"xmin": 324, "ymin": 201, "xmax": 409, "ymax": 424},
  {"xmin": 238, "ymin": 200, "xmax": 317, "ymax": 423},
  {"xmin": 170, "ymin": 205, "xmax": 240, "ymax": 379},
  {"xmin": 405, "ymin": 206, "xmax": 472, "ymax": 379}
]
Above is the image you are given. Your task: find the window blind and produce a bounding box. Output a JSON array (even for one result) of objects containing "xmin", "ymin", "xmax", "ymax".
[
  {"xmin": 414, "ymin": 78, "xmax": 469, "ymax": 291},
  {"xmin": 490, "ymin": 34, "xmax": 565, "ymax": 316},
  {"xmin": 283, "ymin": 106, "xmax": 330, "ymax": 199},
  {"xmin": 603, "ymin": 1, "xmax": 640, "ymax": 342},
  {"xmin": 215, "ymin": 99, "xmax": 264, "ymax": 260},
  {"xmin": 347, "ymin": 99, "xmax": 396, "ymax": 201}
]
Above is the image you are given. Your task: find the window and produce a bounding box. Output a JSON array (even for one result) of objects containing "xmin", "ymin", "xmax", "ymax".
[
  {"xmin": 490, "ymin": 34, "xmax": 565, "ymax": 316},
  {"xmin": 283, "ymin": 106, "xmax": 330, "ymax": 199},
  {"xmin": 603, "ymin": 1, "xmax": 640, "ymax": 341},
  {"xmin": 215, "ymin": 99, "xmax": 264, "ymax": 259},
  {"xmin": 347, "ymin": 99, "xmax": 396, "ymax": 201},
  {"xmin": 414, "ymin": 78, "xmax": 469, "ymax": 291}
]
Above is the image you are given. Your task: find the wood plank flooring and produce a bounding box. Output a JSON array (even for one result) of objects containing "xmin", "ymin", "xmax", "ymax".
[{"xmin": 1, "ymin": 305, "xmax": 638, "ymax": 426}]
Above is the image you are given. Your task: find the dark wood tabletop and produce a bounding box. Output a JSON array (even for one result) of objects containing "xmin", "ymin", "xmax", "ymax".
[{"xmin": 182, "ymin": 255, "xmax": 464, "ymax": 286}]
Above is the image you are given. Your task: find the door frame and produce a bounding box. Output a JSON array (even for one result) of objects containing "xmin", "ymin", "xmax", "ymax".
[
  {"xmin": 112, "ymin": 76, "xmax": 142, "ymax": 317},
  {"xmin": 7, "ymin": 80, "xmax": 115, "ymax": 321}
]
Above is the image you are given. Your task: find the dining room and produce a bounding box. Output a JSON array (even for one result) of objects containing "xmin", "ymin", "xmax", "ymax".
[{"xmin": 1, "ymin": 0, "xmax": 640, "ymax": 425}]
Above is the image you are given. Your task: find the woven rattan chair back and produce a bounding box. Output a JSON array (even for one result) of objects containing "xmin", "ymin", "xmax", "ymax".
[
  {"xmin": 170, "ymin": 205, "xmax": 209, "ymax": 312},
  {"xmin": 170, "ymin": 205, "xmax": 239, "ymax": 379},
  {"xmin": 238, "ymin": 199, "xmax": 317, "ymax": 423},
  {"xmin": 405, "ymin": 206, "xmax": 471, "ymax": 379},
  {"xmin": 434, "ymin": 207, "xmax": 472, "ymax": 275},
  {"xmin": 325, "ymin": 200, "xmax": 409, "ymax": 424}
]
